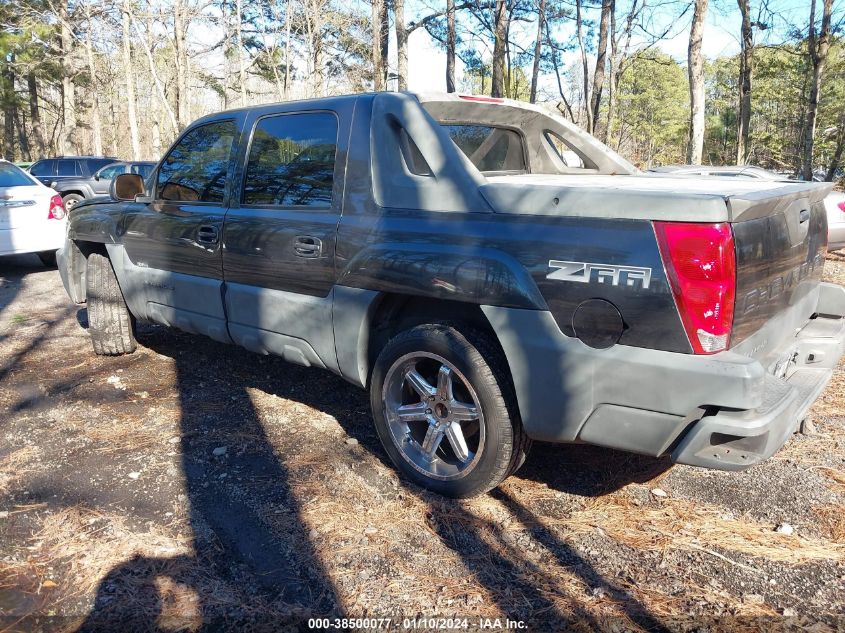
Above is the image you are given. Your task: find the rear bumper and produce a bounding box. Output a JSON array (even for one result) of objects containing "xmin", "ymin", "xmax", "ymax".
[
  {"xmin": 671, "ymin": 319, "xmax": 844, "ymax": 469},
  {"xmin": 829, "ymin": 222, "xmax": 845, "ymax": 251},
  {"xmin": 0, "ymin": 222, "xmax": 66, "ymax": 257},
  {"xmin": 482, "ymin": 282, "xmax": 845, "ymax": 471}
]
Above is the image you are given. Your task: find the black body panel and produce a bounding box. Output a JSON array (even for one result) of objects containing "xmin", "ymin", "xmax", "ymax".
[{"xmin": 732, "ymin": 200, "xmax": 828, "ymax": 345}]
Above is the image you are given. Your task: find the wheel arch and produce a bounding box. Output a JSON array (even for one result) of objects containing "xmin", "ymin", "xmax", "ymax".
[
  {"xmin": 61, "ymin": 239, "xmax": 109, "ymax": 303},
  {"xmin": 334, "ymin": 288, "xmax": 516, "ymax": 397}
]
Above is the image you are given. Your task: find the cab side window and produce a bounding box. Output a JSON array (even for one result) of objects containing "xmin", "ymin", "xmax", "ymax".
[
  {"xmin": 157, "ymin": 121, "xmax": 237, "ymax": 202},
  {"xmin": 30, "ymin": 159, "xmax": 55, "ymax": 177},
  {"xmin": 242, "ymin": 112, "xmax": 338, "ymax": 208}
]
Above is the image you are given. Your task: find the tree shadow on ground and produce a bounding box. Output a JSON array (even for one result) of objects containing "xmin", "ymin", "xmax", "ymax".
[
  {"xmin": 74, "ymin": 322, "xmax": 671, "ymax": 631},
  {"xmin": 77, "ymin": 326, "xmax": 344, "ymax": 632}
]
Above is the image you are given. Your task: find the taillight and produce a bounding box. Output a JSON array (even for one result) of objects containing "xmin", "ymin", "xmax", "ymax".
[
  {"xmin": 48, "ymin": 194, "xmax": 65, "ymax": 220},
  {"xmin": 654, "ymin": 222, "xmax": 736, "ymax": 354},
  {"xmin": 838, "ymin": 200, "xmax": 845, "ymax": 214}
]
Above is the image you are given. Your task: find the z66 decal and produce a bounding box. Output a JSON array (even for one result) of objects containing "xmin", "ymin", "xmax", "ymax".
[{"xmin": 547, "ymin": 260, "xmax": 652, "ymax": 290}]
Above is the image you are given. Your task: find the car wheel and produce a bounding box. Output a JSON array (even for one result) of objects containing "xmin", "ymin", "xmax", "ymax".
[
  {"xmin": 86, "ymin": 252, "xmax": 137, "ymax": 355},
  {"xmin": 62, "ymin": 193, "xmax": 83, "ymax": 212},
  {"xmin": 370, "ymin": 324, "xmax": 530, "ymax": 498},
  {"xmin": 37, "ymin": 250, "xmax": 57, "ymax": 267}
]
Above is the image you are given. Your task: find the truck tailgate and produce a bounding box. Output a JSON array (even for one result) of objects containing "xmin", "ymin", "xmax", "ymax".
[{"xmin": 730, "ymin": 184, "xmax": 831, "ymax": 367}]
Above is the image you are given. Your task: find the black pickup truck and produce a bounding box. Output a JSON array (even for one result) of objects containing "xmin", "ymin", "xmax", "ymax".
[{"xmin": 58, "ymin": 92, "xmax": 845, "ymax": 497}]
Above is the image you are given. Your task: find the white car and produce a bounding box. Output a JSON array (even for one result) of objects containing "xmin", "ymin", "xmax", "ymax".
[
  {"xmin": 650, "ymin": 165, "xmax": 845, "ymax": 251},
  {"xmin": 0, "ymin": 160, "xmax": 67, "ymax": 266}
]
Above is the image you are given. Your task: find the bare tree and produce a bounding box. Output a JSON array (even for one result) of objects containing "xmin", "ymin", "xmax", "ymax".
[
  {"xmin": 589, "ymin": 0, "xmax": 613, "ymax": 134},
  {"xmin": 736, "ymin": 0, "xmax": 753, "ymax": 164},
  {"xmin": 529, "ymin": 0, "xmax": 545, "ymax": 103},
  {"xmin": 84, "ymin": 1, "xmax": 103, "ymax": 156},
  {"xmin": 395, "ymin": 0, "xmax": 408, "ymax": 90},
  {"xmin": 446, "ymin": 0, "xmax": 456, "ymax": 92},
  {"xmin": 121, "ymin": 0, "xmax": 140, "ymax": 160},
  {"xmin": 801, "ymin": 0, "xmax": 834, "ymax": 181},
  {"xmin": 173, "ymin": 0, "xmax": 190, "ymax": 128},
  {"xmin": 491, "ymin": 0, "xmax": 510, "ymax": 97},
  {"xmin": 687, "ymin": 0, "xmax": 708, "ymax": 164},
  {"xmin": 58, "ymin": 1, "xmax": 78, "ymax": 154},
  {"xmin": 371, "ymin": 0, "xmax": 385, "ymax": 90},
  {"xmin": 27, "ymin": 73, "xmax": 47, "ymax": 158},
  {"xmin": 575, "ymin": 0, "xmax": 591, "ymax": 129}
]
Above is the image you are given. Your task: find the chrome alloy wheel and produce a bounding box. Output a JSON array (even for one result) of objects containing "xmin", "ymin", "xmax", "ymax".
[{"xmin": 382, "ymin": 352, "xmax": 485, "ymax": 481}]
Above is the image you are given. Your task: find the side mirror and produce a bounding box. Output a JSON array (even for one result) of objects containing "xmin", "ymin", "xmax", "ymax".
[
  {"xmin": 111, "ymin": 173, "xmax": 145, "ymax": 201},
  {"xmin": 94, "ymin": 174, "xmax": 100, "ymax": 181}
]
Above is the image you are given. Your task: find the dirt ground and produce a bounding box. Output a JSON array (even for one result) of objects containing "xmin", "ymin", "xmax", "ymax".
[{"xmin": 0, "ymin": 252, "xmax": 844, "ymax": 633}]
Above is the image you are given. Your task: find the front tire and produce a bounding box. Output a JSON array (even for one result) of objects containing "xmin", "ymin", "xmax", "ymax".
[
  {"xmin": 370, "ymin": 324, "xmax": 530, "ymax": 498},
  {"xmin": 86, "ymin": 252, "xmax": 137, "ymax": 356}
]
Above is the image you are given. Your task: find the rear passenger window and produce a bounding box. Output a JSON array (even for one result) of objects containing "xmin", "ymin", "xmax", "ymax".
[
  {"xmin": 30, "ymin": 160, "xmax": 54, "ymax": 177},
  {"xmin": 157, "ymin": 120, "xmax": 237, "ymax": 202},
  {"xmin": 242, "ymin": 112, "xmax": 337, "ymax": 207},
  {"xmin": 57, "ymin": 160, "xmax": 81, "ymax": 176},
  {"xmin": 442, "ymin": 124, "xmax": 525, "ymax": 173}
]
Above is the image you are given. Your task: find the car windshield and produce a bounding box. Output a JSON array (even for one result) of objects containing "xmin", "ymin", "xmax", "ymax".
[{"xmin": 0, "ymin": 163, "xmax": 37, "ymax": 187}]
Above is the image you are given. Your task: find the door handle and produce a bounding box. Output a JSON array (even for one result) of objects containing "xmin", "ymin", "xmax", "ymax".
[
  {"xmin": 197, "ymin": 225, "xmax": 219, "ymax": 244},
  {"xmin": 294, "ymin": 235, "xmax": 322, "ymax": 258}
]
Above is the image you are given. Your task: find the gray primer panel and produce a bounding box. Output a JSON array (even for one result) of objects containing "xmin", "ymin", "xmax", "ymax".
[
  {"xmin": 224, "ymin": 282, "xmax": 338, "ymax": 372},
  {"xmin": 481, "ymin": 305, "xmax": 763, "ymax": 443},
  {"xmin": 106, "ymin": 244, "xmax": 231, "ymax": 344},
  {"xmin": 332, "ymin": 286, "xmax": 380, "ymax": 388},
  {"xmin": 578, "ymin": 405, "xmax": 687, "ymax": 457}
]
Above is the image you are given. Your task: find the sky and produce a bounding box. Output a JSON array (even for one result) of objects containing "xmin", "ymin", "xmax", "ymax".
[{"xmin": 405, "ymin": 0, "xmax": 834, "ymax": 94}]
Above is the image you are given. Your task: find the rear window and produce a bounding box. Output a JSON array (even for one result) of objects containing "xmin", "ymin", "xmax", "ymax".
[
  {"xmin": 134, "ymin": 164, "xmax": 154, "ymax": 179},
  {"xmin": 441, "ymin": 124, "xmax": 526, "ymax": 173},
  {"xmin": 0, "ymin": 163, "xmax": 36, "ymax": 187},
  {"xmin": 57, "ymin": 160, "xmax": 82, "ymax": 176}
]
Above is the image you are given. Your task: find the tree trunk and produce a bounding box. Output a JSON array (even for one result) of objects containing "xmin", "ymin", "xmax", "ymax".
[
  {"xmin": 736, "ymin": 0, "xmax": 753, "ymax": 164},
  {"xmin": 529, "ymin": 0, "xmax": 545, "ymax": 103},
  {"xmin": 122, "ymin": 0, "xmax": 141, "ymax": 160},
  {"xmin": 491, "ymin": 0, "xmax": 509, "ymax": 97},
  {"xmin": 371, "ymin": 0, "xmax": 385, "ymax": 90},
  {"xmin": 589, "ymin": 0, "xmax": 613, "ymax": 134},
  {"xmin": 801, "ymin": 0, "xmax": 833, "ymax": 181},
  {"xmin": 174, "ymin": 0, "xmax": 189, "ymax": 129},
  {"xmin": 152, "ymin": 120, "xmax": 161, "ymax": 159},
  {"xmin": 576, "ymin": 0, "xmax": 591, "ymax": 129},
  {"xmin": 380, "ymin": 0, "xmax": 389, "ymax": 88},
  {"xmin": 446, "ymin": 0, "xmax": 456, "ymax": 92},
  {"xmin": 395, "ymin": 0, "xmax": 408, "ymax": 91},
  {"xmin": 85, "ymin": 5, "xmax": 103, "ymax": 156},
  {"xmin": 27, "ymin": 73, "xmax": 46, "ymax": 158},
  {"xmin": 14, "ymin": 108, "xmax": 31, "ymax": 162},
  {"xmin": 59, "ymin": 1, "xmax": 77, "ymax": 155},
  {"xmin": 237, "ymin": 0, "xmax": 247, "ymax": 105},
  {"xmin": 284, "ymin": 0, "xmax": 291, "ymax": 99},
  {"xmin": 3, "ymin": 62, "xmax": 15, "ymax": 160},
  {"xmin": 687, "ymin": 0, "xmax": 708, "ymax": 164}
]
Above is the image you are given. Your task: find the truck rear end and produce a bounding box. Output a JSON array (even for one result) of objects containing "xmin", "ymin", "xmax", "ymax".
[{"xmin": 413, "ymin": 93, "xmax": 845, "ymax": 469}]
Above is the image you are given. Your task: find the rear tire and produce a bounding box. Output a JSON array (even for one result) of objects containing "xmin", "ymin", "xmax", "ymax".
[
  {"xmin": 62, "ymin": 193, "xmax": 84, "ymax": 212},
  {"xmin": 37, "ymin": 250, "xmax": 57, "ymax": 267},
  {"xmin": 370, "ymin": 324, "xmax": 530, "ymax": 498},
  {"xmin": 86, "ymin": 252, "xmax": 136, "ymax": 356}
]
